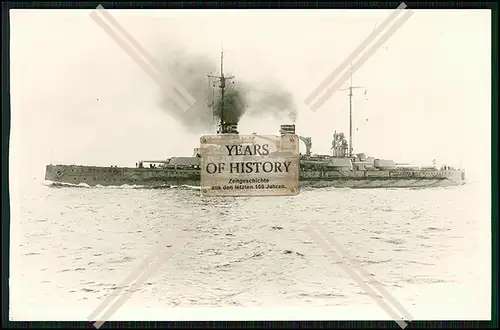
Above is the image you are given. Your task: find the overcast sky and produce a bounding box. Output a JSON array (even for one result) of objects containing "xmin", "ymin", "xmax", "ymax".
[{"xmin": 9, "ymin": 9, "xmax": 491, "ymax": 182}]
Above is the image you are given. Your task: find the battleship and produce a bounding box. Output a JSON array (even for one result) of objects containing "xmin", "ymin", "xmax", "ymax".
[{"xmin": 45, "ymin": 52, "xmax": 466, "ymax": 189}]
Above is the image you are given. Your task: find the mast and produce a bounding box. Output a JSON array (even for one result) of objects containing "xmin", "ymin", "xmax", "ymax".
[
  {"xmin": 349, "ymin": 68, "xmax": 353, "ymax": 158},
  {"xmin": 339, "ymin": 63, "xmax": 365, "ymax": 157},
  {"xmin": 208, "ymin": 48, "xmax": 234, "ymax": 134},
  {"xmin": 220, "ymin": 50, "xmax": 225, "ymax": 130}
]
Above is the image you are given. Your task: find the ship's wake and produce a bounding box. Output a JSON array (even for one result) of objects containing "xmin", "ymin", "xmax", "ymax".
[{"xmin": 43, "ymin": 181, "xmax": 200, "ymax": 191}]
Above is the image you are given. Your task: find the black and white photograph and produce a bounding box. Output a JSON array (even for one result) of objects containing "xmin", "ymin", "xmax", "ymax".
[{"xmin": 8, "ymin": 6, "xmax": 491, "ymax": 324}]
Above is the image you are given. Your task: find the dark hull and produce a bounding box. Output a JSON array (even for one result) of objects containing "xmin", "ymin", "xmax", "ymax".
[{"xmin": 45, "ymin": 164, "xmax": 467, "ymax": 189}]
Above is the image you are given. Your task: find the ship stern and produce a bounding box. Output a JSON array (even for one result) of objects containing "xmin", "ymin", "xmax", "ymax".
[
  {"xmin": 448, "ymin": 168, "xmax": 467, "ymax": 186},
  {"xmin": 460, "ymin": 169, "xmax": 467, "ymax": 184}
]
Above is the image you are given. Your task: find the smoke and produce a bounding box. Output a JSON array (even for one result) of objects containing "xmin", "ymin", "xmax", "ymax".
[
  {"xmin": 240, "ymin": 80, "xmax": 298, "ymax": 123},
  {"xmin": 212, "ymin": 87, "xmax": 247, "ymax": 124},
  {"xmin": 156, "ymin": 46, "xmax": 297, "ymax": 133},
  {"xmin": 156, "ymin": 46, "xmax": 215, "ymax": 133}
]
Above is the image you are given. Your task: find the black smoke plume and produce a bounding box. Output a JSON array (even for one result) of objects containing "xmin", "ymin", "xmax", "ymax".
[
  {"xmin": 212, "ymin": 87, "xmax": 247, "ymax": 124},
  {"xmin": 156, "ymin": 46, "xmax": 297, "ymax": 133}
]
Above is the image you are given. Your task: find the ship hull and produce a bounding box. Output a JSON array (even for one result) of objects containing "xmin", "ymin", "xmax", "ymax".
[{"xmin": 44, "ymin": 164, "xmax": 466, "ymax": 189}]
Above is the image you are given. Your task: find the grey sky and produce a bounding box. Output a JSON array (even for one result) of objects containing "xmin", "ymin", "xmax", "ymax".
[{"xmin": 9, "ymin": 9, "xmax": 491, "ymax": 182}]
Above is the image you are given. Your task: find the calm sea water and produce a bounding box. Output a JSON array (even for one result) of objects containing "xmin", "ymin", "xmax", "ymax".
[{"xmin": 9, "ymin": 179, "xmax": 491, "ymax": 321}]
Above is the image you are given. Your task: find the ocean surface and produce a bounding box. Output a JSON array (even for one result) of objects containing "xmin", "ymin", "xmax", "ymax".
[{"xmin": 9, "ymin": 179, "xmax": 491, "ymax": 321}]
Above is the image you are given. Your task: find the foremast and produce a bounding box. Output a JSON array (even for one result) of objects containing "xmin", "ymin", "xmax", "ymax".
[{"xmin": 208, "ymin": 49, "xmax": 236, "ymax": 134}]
